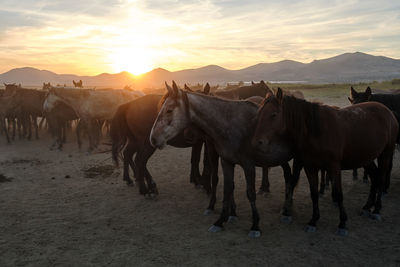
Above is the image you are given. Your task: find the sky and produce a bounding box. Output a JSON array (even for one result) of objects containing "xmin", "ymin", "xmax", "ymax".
[{"xmin": 0, "ymin": 0, "xmax": 399, "ymax": 75}]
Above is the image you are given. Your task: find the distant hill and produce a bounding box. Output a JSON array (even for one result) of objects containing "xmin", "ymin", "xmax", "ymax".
[{"xmin": 1, "ymin": 52, "xmax": 399, "ymax": 88}]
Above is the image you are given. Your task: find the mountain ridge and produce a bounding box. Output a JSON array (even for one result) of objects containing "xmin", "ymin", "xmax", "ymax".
[{"xmin": 1, "ymin": 52, "xmax": 399, "ymax": 87}]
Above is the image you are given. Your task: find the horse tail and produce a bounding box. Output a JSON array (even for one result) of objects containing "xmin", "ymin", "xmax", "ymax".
[{"xmin": 110, "ymin": 102, "xmax": 130, "ymax": 167}]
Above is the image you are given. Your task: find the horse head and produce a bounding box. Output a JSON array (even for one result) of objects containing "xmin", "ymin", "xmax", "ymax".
[{"xmin": 150, "ymin": 81, "xmax": 191, "ymax": 149}]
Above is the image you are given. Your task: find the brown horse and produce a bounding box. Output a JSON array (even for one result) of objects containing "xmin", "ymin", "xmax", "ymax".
[
  {"xmin": 73, "ymin": 80, "xmax": 83, "ymax": 88},
  {"xmin": 150, "ymin": 82, "xmax": 294, "ymax": 237},
  {"xmin": 253, "ymin": 88, "xmax": 398, "ymax": 235},
  {"xmin": 110, "ymin": 89, "xmax": 211, "ymax": 198}
]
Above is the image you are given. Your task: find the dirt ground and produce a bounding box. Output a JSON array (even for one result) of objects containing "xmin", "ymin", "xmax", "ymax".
[{"xmin": 1, "ymin": 94, "xmax": 400, "ymax": 267}]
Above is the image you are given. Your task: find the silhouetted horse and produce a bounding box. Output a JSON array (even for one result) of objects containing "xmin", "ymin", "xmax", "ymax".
[
  {"xmin": 110, "ymin": 89, "xmax": 211, "ymax": 198},
  {"xmin": 72, "ymin": 80, "xmax": 83, "ymax": 88},
  {"xmin": 253, "ymin": 88, "xmax": 398, "ymax": 235},
  {"xmin": 150, "ymin": 81, "xmax": 294, "ymax": 237},
  {"xmin": 215, "ymin": 80, "xmax": 271, "ymax": 99}
]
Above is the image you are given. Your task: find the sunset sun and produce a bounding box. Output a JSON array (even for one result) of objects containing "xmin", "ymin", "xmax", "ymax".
[{"xmin": 110, "ymin": 48, "xmax": 154, "ymax": 75}]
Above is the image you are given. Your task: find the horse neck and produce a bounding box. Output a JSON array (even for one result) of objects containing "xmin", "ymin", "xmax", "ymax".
[
  {"xmin": 54, "ymin": 90, "xmax": 85, "ymax": 114},
  {"xmin": 186, "ymin": 93, "xmax": 257, "ymax": 144}
]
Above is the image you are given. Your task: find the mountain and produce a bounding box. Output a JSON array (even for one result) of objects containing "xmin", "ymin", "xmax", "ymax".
[{"xmin": 1, "ymin": 52, "xmax": 400, "ymax": 88}]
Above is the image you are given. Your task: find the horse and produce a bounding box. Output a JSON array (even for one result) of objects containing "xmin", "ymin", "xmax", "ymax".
[
  {"xmin": 72, "ymin": 80, "xmax": 83, "ymax": 88},
  {"xmin": 44, "ymin": 88, "xmax": 144, "ymax": 151},
  {"xmin": 110, "ymin": 89, "xmax": 211, "ymax": 198},
  {"xmin": 349, "ymin": 86, "xmax": 400, "ymax": 186},
  {"xmin": 252, "ymin": 88, "xmax": 398, "ymax": 235},
  {"xmin": 43, "ymin": 93, "xmax": 79, "ymax": 150},
  {"xmin": 215, "ymin": 80, "xmax": 271, "ymax": 99},
  {"xmin": 42, "ymin": 82, "xmax": 52, "ymax": 90},
  {"xmin": 150, "ymin": 81, "xmax": 294, "ymax": 238},
  {"xmin": 4, "ymin": 85, "xmax": 46, "ymax": 140}
]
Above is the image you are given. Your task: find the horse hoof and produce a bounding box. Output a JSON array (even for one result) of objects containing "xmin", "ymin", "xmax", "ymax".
[
  {"xmin": 195, "ymin": 184, "xmax": 202, "ymax": 190},
  {"xmin": 227, "ymin": 216, "xmax": 238, "ymax": 223},
  {"xmin": 360, "ymin": 209, "xmax": 370, "ymax": 217},
  {"xmin": 248, "ymin": 230, "xmax": 261, "ymax": 238},
  {"xmin": 335, "ymin": 228, "xmax": 348, "ymax": 236},
  {"xmin": 149, "ymin": 193, "xmax": 158, "ymax": 199},
  {"xmin": 145, "ymin": 193, "xmax": 157, "ymax": 200},
  {"xmin": 208, "ymin": 225, "xmax": 222, "ymax": 233},
  {"xmin": 304, "ymin": 225, "xmax": 316, "ymax": 233},
  {"xmin": 280, "ymin": 215, "xmax": 293, "ymax": 224},
  {"xmin": 369, "ymin": 213, "xmax": 382, "ymax": 221},
  {"xmin": 203, "ymin": 209, "xmax": 214, "ymax": 216}
]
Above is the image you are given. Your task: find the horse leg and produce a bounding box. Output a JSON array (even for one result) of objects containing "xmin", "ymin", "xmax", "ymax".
[
  {"xmin": 204, "ymin": 141, "xmax": 219, "ymax": 215},
  {"xmin": 11, "ymin": 118, "xmax": 16, "ymax": 141},
  {"xmin": 33, "ymin": 116, "xmax": 39, "ymax": 139},
  {"xmin": 243, "ymin": 164, "xmax": 261, "ymax": 238},
  {"xmin": 372, "ymin": 149, "xmax": 394, "ymax": 219},
  {"xmin": 383, "ymin": 160, "xmax": 392, "ymax": 194},
  {"xmin": 209, "ymin": 159, "xmax": 234, "ymax": 233},
  {"xmin": 281, "ymin": 158, "xmax": 301, "ymax": 221},
  {"xmin": 190, "ymin": 141, "xmax": 202, "ymax": 188},
  {"xmin": 2, "ymin": 118, "xmax": 10, "ymax": 144},
  {"xmin": 76, "ymin": 120, "xmax": 82, "ymax": 149},
  {"xmin": 362, "ymin": 162, "xmax": 379, "ymax": 214},
  {"xmin": 26, "ymin": 115, "xmax": 32, "ymax": 140},
  {"xmin": 141, "ymin": 147, "xmax": 158, "ymax": 197},
  {"xmin": 258, "ymin": 167, "xmax": 270, "ymax": 195},
  {"xmin": 304, "ymin": 167, "xmax": 320, "ymax": 233},
  {"xmin": 319, "ymin": 170, "xmax": 326, "ymax": 196},
  {"xmin": 134, "ymin": 145, "xmax": 156, "ymax": 196},
  {"xmin": 201, "ymin": 141, "xmax": 212, "ymax": 194},
  {"xmin": 352, "ymin": 168, "xmax": 358, "ymax": 180},
  {"xmin": 330, "ymin": 167, "xmax": 348, "ymax": 235},
  {"xmin": 122, "ymin": 142, "xmax": 137, "ymax": 185},
  {"xmin": 363, "ymin": 168, "xmax": 369, "ymax": 184},
  {"xmin": 86, "ymin": 120, "xmax": 95, "ymax": 152}
]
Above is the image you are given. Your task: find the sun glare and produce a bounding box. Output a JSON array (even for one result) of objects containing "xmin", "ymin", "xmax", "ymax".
[{"xmin": 110, "ymin": 48, "xmax": 154, "ymax": 76}]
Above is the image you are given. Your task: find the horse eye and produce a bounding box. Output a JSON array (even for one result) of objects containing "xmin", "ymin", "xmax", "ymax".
[
  {"xmin": 271, "ymin": 113, "xmax": 277, "ymax": 118},
  {"xmin": 166, "ymin": 109, "xmax": 173, "ymax": 114}
]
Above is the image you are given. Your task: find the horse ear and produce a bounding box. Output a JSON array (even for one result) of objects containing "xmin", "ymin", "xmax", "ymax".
[
  {"xmin": 251, "ymin": 81, "xmax": 255, "ymax": 85},
  {"xmin": 276, "ymin": 87, "xmax": 283, "ymax": 101},
  {"xmin": 172, "ymin": 80, "xmax": 179, "ymax": 96},
  {"xmin": 165, "ymin": 81, "xmax": 173, "ymax": 95},
  {"xmin": 260, "ymin": 80, "xmax": 265, "ymax": 85},
  {"xmin": 204, "ymin": 83, "xmax": 210, "ymax": 94},
  {"xmin": 350, "ymin": 87, "xmax": 358, "ymax": 98},
  {"xmin": 366, "ymin": 87, "xmax": 372, "ymax": 95},
  {"xmin": 348, "ymin": 97, "xmax": 353, "ymax": 104},
  {"xmin": 184, "ymin": 84, "xmax": 192, "ymax": 91}
]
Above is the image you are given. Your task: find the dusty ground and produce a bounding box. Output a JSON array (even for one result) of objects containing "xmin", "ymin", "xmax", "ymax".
[{"xmin": 0, "ymin": 94, "xmax": 400, "ymax": 267}]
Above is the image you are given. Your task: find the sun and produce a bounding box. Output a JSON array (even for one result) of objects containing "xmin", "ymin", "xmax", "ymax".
[{"xmin": 110, "ymin": 48, "xmax": 154, "ymax": 75}]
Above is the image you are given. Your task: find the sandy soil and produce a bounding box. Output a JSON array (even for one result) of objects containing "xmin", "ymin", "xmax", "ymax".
[{"xmin": 0, "ymin": 95, "xmax": 400, "ymax": 267}]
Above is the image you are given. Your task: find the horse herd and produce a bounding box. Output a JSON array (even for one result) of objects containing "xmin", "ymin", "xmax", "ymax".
[{"xmin": 1, "ymin": 80, "xmax": 399, "ymax": 238}]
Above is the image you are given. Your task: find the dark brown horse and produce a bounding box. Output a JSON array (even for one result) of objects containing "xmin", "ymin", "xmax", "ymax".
[
  {"xmin": 253, "ymin": 88, "xmax": 398, "ymax": 235},
  {"xmin": 110, "ymin": 90, "xmax": 211, "ymax": 198},
  {"xmin": 215, "ymin": 80, "xmax": 271, "ymax": 100},
  {"xmin": 349, "ymin": 86, "xmax": 400, "ymax": 185},
  {"xmin": 150, "ymin": 82, "xmax": 294, "ymax": 237}
]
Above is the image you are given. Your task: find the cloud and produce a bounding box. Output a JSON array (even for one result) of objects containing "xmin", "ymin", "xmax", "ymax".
[{"xmin": 0, "ymin": 0, "xmax": 399, "ymax": 75}]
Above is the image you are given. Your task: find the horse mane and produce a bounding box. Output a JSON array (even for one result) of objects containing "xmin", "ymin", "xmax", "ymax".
[
  {"xmin": 282, "ymin": 95, "xmax": 321, "ymax": 142},
  {"xmin": 157, "ymin": 92, "xmax": 170, "ymax": 111}
]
